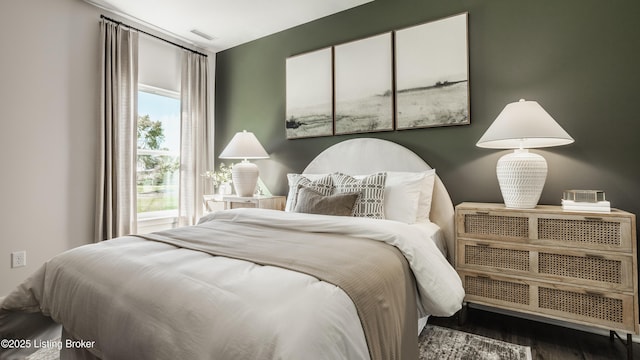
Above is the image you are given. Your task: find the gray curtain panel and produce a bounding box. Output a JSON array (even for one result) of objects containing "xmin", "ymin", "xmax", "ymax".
[
  {"xmin": 178, "ymin": 51, "xmax": 211, "ymax": 226},
  {"xmin": 96, "ymin": 19, "xmax": 139, "ymax": 241}
]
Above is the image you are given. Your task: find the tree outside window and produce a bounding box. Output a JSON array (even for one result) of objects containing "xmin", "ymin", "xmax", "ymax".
[{"xmin": 136, "ymin": 89, "xmax": 180, "ymax": 215}]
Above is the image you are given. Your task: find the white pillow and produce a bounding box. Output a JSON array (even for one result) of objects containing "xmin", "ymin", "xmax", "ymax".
[
  {"xmin": 354, "ymin": 169, "xmax": 436, "ymax": 224},
  {"xmin": 414, "ymin": 169, "xmax": 436, "ymax": 223},
  {"xmin": 285, "ymin": 174, "xmax": 333, "ymax": 211}
]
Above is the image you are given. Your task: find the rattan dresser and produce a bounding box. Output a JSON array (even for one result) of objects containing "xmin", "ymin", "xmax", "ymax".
[{"xmin": 455, "ymin": 202, "xmax": 639, "ymax": 341}]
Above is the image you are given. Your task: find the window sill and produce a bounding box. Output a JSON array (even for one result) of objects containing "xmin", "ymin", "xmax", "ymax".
[{"xmin": 137, "ymin": 210, "xmax": 178, "ymax": 233}]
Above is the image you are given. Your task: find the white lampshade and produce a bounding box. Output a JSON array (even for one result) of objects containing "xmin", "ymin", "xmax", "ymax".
[
  {"xmin": 477, "ymin": 99, "xmax": 574, "ymax": 149},
  {"xmin": 220, "ymin": 130, "xmax": 269, "ymax": 197},
  {"xmin": 477, "ymin": 99, "xmax": 574, "ymax": 209},
  {"xmin": 219, "ymin": 130, "xmax": 269, "ymax": 160}
]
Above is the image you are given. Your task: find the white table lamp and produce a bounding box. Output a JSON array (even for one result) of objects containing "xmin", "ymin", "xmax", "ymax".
[
  {"xmin": 476, "ymin": 99, "xmax": 574, "ymax": 208},
  {"xmin": 219, "ymin": 130, "xmax": 269, "ymax": 197}
]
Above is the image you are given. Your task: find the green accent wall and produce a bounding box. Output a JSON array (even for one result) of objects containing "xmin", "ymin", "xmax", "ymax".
[{"xmin": 215, "ymin": 0, "xmax": 640, "ymax": 221}]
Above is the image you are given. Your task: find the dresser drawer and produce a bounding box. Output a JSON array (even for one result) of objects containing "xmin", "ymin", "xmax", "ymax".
[
  {"xmin": 460, "ymin": 271, "xmax": 637, "ymax": 333},
  {"xmin": 457, "ymin": 240, "xmax": 531, "ymax": 274},
  {"xmin": 458, "ymin": 211, "xmax": 530, "ymax": 242},
  {"xmin": 458, "ymin": 240, "xmax": 635, "ymax": 291},
  {"xmin": 457, "ymin": 208, "xmax": 633, "ymax": 252},
  {"xmin": 228, "ymin": 201, "xmax": 257, "ymax": 209},
  {"xmin": 224, "ymin": 196, "xmax": 286, "ymax": 211},
  {"xmin": 534, "ymin": 214, "xmax": 633, "ymax": 252},
  {"xmin": 460, "ymin": 271, "xmax": 532, "ymax": 310},
  {"xmin": 537, "ymin": 285, "xmax": 635, "ymax": 332},
  {"xmin": 537, "ymin": 251, "xmax": 633, "ymax": 290}
]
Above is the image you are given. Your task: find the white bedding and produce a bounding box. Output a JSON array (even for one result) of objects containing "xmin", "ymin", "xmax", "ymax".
[
  {"xmin": 1, "ymin": 209, "xmax": 463, "ymax": 360},
  {"xmin": 199, "ymin": 209, "xmax": 464, "ymax": 316}
]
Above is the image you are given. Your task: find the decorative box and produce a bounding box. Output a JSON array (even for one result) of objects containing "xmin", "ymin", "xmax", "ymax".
[{"xmin": 562, "ymin": 190, "xmax": 606, "ymax": 203}]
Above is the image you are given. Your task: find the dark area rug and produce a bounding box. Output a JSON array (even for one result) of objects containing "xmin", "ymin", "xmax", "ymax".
[{"xmin": 420, "ymin": 325, "xmax": 532, "ymax": 360}]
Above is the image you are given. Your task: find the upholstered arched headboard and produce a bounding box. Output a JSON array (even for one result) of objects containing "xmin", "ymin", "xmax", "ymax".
[{"xmin": 303, "ymin": 138, "xmax": 455, "ymax": 262}]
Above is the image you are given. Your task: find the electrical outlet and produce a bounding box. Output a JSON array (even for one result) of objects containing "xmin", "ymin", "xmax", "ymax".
[{"xmin": 11, "ymin": 251, "xmax": 26, "ymax": 268}]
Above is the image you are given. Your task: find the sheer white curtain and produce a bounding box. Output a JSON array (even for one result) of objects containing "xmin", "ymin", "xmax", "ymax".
[
  {"xmin": 95, "ymin": 20, "xmax": 139, "ymax": 241},
  {"xmin": 178, "ymin": 51, "xmax": 211, "ymax": 226}
]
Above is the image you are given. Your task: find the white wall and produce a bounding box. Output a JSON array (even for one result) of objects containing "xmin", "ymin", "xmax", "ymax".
[
  {"xmin": 0, "ymin": 0, "xmax": 216, "ymax": 296},
  {"xmin": 0, "ymin": 0, "xmax": 101, "ymax": 296}
]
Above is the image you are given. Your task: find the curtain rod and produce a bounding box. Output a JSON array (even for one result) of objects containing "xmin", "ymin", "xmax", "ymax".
[{"xmin": 100, "ymin": 15, "xmax": 208, "ymax": 58}]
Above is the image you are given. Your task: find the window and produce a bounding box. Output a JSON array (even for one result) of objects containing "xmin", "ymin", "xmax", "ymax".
[{"xmin": 136, "ymin": 84, "xmax": 180, "ymax": 232}]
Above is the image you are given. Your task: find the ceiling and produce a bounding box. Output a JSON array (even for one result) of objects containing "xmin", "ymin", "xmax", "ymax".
[{"xmin": 85, "ymin": 0, "xmax": 373, "ymax": 53}]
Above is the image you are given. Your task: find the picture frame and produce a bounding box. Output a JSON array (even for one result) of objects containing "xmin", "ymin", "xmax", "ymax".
[
  {"xmin": 334, "ymin": 32, "xmax": 394, "ymax": 135},
  {"xmin": 285, "ymin": 47, "xmax": 334, "ymax": 139},
  {"xmin": 395, "ymin": 12, "xmax": 470, "ymax": 130}
]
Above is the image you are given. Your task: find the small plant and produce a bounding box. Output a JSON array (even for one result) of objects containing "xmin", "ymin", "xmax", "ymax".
[{"xmin": 202, "ymin": 162, "xmax": 233, "ymax": 186}]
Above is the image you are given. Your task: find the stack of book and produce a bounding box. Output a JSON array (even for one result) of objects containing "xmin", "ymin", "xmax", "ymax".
[{"xmin": 561, "ymin": 190, "xmax": 610, "ymax": 213}]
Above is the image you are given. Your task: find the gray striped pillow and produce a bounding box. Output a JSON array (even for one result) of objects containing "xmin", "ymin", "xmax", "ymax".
[
  {"xmin": 286, "ymin": 174, "xmax": 334, "ymax": 211},
  {"xmin": 332, "ymin": 172, "xmax": 387, "ymax": 218}
]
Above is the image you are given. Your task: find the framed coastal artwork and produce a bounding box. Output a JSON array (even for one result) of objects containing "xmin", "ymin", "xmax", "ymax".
[
  {"xmin": 285, "ymin": 47, "xmax": 334, "ymax": 139},
  {"xmin": 395, "ymin": 12, "xmax": 469, "ymax": 130},
  {"xmin": 334, "ymin": 32, "xmax": 394, "ymax": 135}
]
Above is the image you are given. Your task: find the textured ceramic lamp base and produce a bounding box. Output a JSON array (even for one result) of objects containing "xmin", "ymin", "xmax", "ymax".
[
  {"xmin": 496, "ymin": 149, "xmax": 547, "ymax": 209},
  {"xmin": 231, "ymin": 161, "xmax": 259, "ymax": 197}
]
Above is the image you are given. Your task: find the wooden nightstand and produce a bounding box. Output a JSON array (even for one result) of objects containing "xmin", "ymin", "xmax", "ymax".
[
  {"xmin": 203, "ymin": 194, "xmax": 226, "ymax": 213},
  {"xmin": 223, "ymin": 195, "xmax": 286, "ymax": 211},
  {"xmin": 455, "ymin": 202, "xmax": 638, "ymax": 358}
]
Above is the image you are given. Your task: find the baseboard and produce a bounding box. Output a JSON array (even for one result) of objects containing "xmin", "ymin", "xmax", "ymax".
[{"xmin": 469, "ymin": 303, "xmax": 640, "ymax": 344}]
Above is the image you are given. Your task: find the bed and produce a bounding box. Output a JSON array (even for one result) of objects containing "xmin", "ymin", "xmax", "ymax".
[{"xmin": 0, "ymin": 138, "xmax": 464, "ymax": 360}]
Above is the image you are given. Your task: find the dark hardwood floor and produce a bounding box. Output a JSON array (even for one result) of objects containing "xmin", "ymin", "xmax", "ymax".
[{"xmin": 427, "ymin": 307, "xmax": 639, "ymax": 359}]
